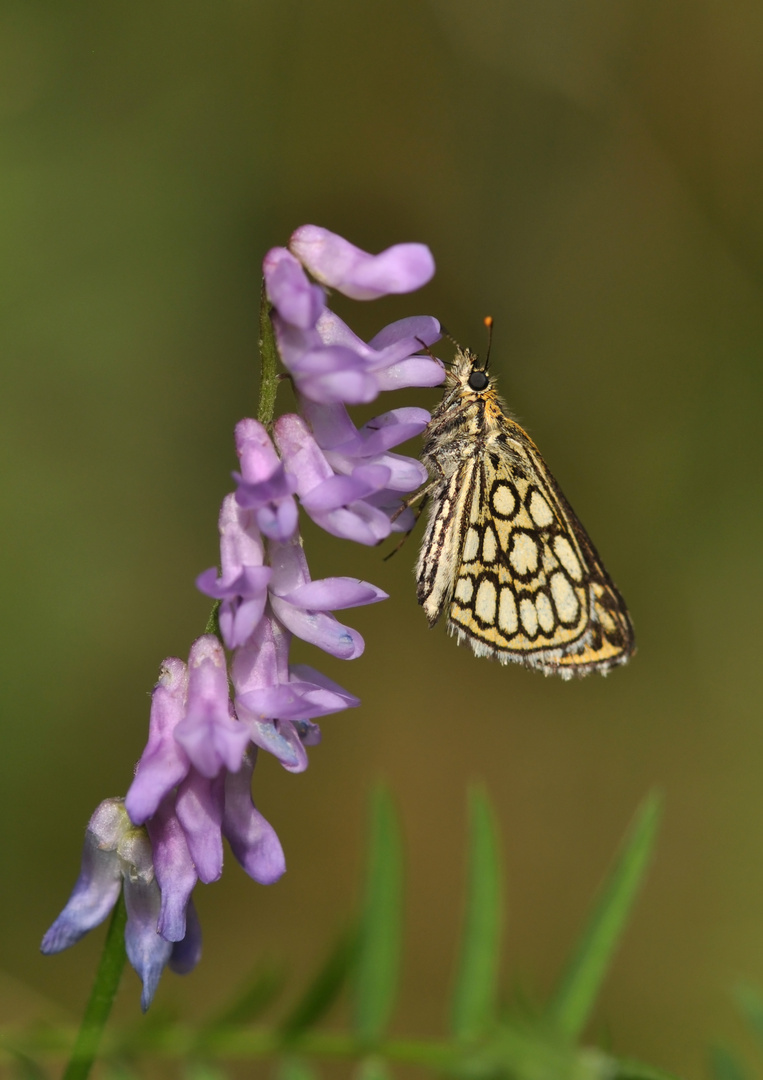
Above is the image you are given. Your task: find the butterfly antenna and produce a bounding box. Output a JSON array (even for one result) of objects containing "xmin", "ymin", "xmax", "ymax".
[
  {"xmin": 438, "ymin": 323, "xmax": 464, "ymax": 352},
  {"xmin": 483, "ymin": 315, "xmax": 494, "ymax": 371}
]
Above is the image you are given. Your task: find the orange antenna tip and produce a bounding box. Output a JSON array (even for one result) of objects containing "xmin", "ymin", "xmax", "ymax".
[{"xmin": 483, "ymin": 315, "xmax": 493, "ymax": 328}]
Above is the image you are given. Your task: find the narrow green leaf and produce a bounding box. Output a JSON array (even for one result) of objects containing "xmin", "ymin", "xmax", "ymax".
[
  {"xmin": 709, "ymin": 1045, "xmax": 749, "ymax": 1080},
  {"xmin": 450, "ymin": 785, "xmax": 503, "ymax": 1042},
  {"xmin": 352, "ymin": 786, "xmax": 404, "ymax": 1043},
  {"xmin": 275, "ymin": 1058, "xmax": 318, "ymax": 1080},
  {"xmin": 733, "ymin": 984, "xmax": 763, "ymax": 1045},
  {"xmin": 546, "ymin": 791, "xmax": 662, "ymax": 1039},
  {"xmin": 182, "ymin": 1061, "xmax": 230, "ymax": 1080},
  {"xmin": 204, "ymin": 965, "xmax": 285, "ymax": 1030},
  {"xmin": 354, "ymin": 1056, "xmax": 392, "ymax": 1080},
  {"xmin": 610, "ymin": 1060, "xmax": 684, "ymax": 1080},
  {"xmin": 281, "ymin": 925, "xmax": 358, "ymax": 1039}
]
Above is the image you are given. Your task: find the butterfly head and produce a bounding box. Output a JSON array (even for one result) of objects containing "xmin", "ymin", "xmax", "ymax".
[{"xmin": 449, "ymin": 348, "xmax": 495, "ymax": 396}]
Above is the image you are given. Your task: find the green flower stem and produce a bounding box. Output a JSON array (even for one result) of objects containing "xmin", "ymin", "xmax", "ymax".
[
  {"xmin": 62, "ymin": 892, "xmax": 128, "ymax": 1080},
  {"xmin": 257, "ymin": 279, "xmax": 280, "ymax": 427}
]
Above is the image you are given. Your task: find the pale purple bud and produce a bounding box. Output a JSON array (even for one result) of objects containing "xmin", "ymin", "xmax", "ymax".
[
  {"xmin": 175, "ymin": 771, "xmax": 225, "ymax": 884},
  {"xmin": 315, "ymin": 310, "xmax": 444, "ymax": 389},
  {"xmin": 290, "ymin": 225, "xmax": 435, "ymax": 300},
  {"xmin": 274, "ymin": 414, "xmax": 393, "ymax": 545},
  {"xmin": 263, "ymin": 247, "xmax": 324, "ymax": 328},
  {"xmin": 173, "ymin": 636, "xmax": 250, "ymax": 779},
  {"xmin": 146, "ymin": 797, "xmax": 198, "ymax": 942},
  {"xmin": 233, "ymin": 418, "xmax": 298, "ymax": 541},
  {"xmin": 168, "ymin": 898, "xmax": 202, "ymax": 975},
  {"xmin": 197, "ymin": 495, "xmax": 272, "ymax": 649},
  {"xmin": 126, "ymin": 659, "xmax": 190, "ymax": 826},
  {"xmin": 268, "ymin": 538, "xmax": 370, "ymax": 659},
  {"xmin": 223, "ymin": 749, "xmax": 286, "ymax": 883},
  {"xmin": 41, "ymin": 799, "xmax": 189, "ymax": 1012}
]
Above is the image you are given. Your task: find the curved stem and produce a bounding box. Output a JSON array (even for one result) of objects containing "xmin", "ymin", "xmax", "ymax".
[
  {"xmin": 63, "ymin": 892, "xmax": 128, "ymax": 1080},
  {"xmin": 257, "ymin": 279, "xmax": 280, "ymax": 427}
]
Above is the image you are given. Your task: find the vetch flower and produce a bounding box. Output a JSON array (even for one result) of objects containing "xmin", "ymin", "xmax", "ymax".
[
  {"xmin": 196, "ymin": 495, "xmax": 272, "ymax": 651},
  {"xmin": 233, "ymin": 613, "xmax": 357, "ymax": 773},
  {"xmin": 126, "ymin": 639, "xmax": 283, "ymax": 889},
  {"xmin": 274, "ymin": 414, "xmax": 397, "ymax": 545},
  {"xmin": 264, "ymin": 229, "xmax": 443, "ymax": 408},
  {"xmin": 173, "ymin": 636, "xmax": 250, "ymax": 779},
  {"xmin": 231, "ymin": 418, "xmax": 298, "ymax": 542},
  {"xmin": 289, "ymin": 224, "xmax": 435, "ymax": 300},
  {"xmin": 41, "ymin": 799, "xmax": 197, "ymax": 1011}
]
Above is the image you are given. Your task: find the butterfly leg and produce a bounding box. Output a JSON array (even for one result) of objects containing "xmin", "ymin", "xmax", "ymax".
[{"xmin": 384, "ymin": 494, "xmax": 431, "ymax": 561}]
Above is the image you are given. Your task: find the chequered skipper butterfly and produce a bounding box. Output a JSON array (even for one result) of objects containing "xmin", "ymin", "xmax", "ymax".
[{"xmin": 415, "ymin": 337, "xmax": 635, "ymax": 678}]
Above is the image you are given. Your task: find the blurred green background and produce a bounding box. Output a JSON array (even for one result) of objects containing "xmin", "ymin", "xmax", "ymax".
[{"xmin": 2, "ymin": 0, "xmax": 762, "ymax": 1075}]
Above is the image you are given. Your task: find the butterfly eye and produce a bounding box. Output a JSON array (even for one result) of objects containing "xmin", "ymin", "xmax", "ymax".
[{"xmin": 468, "ymin": 370, "xmax": 490, "ymax": 392}]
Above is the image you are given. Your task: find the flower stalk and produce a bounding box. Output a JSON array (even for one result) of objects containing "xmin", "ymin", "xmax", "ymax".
[
  {"xmin": 61, "ymin": 894, "xmax": 127, "ymax": 1080},
  {"xmin": 43, "ymin": 226, "xmax": 443, "ymax": 1061}
]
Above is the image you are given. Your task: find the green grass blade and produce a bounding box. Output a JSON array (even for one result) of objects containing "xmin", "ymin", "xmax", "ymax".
[
  {"xmin": 450, "ymin": 785, "xmax": 503, "ymax": 1042},
  {"xmin": 733, "ymin": 984, "xmax": 763, "ymax": 1045},
  {"xmin": 546, "ymin": 792, "xmax": 662, "ymax": 1039},
  {"xmin": 709, "ymin": 1045, "xmax": 749, "ymax": 1080},
  {"xmin": 352, "ymin": 786, "xmax": 404, "ymax": 1044},
  {"xmin": 280, "ymin": 924, "xmax": 358, "ymax": 1038}
]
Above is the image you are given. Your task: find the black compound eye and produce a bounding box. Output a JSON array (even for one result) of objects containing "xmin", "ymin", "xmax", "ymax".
[{"xmin": 468, "ymin": 370, "xmax": 490, "ymax": 392}]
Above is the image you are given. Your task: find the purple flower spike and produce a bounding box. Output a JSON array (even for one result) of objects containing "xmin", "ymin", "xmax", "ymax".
[
  {"xmin": 233, "ymin": 418, "xmax": 298, "ymax": 542},
  {"xmin": 126, "ymin": 659, "xmax": 190, "ymax": 826},
  {"xmin": 223, "ymin": 749, "xmax": 286, "ymax": 884},
  {"xmin": 173, "ymin": 636, "xmax": 250, "ymax": 779},
  {"xmin": 290, "ymin": 225, "xmax": 435, "ymax": 300},
  {"xmin": 197, "ymin": 495, "xmax": 272, "ymax": 650}
]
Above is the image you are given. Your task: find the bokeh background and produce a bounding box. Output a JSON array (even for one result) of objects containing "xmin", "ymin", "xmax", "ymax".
[{"xmin": 2, "ymin": 1, "xmax": 762, "ymax": 1076}]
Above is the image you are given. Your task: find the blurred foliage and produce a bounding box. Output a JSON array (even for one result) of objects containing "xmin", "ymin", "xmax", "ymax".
[{"xmin": 1, "ymin": 789, "xmax": 668, "ymax": 1080}]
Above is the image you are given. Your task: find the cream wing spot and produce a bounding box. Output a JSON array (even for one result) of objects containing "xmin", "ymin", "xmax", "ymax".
[
  {"xmin": 519, "ymin": 597, "xmax": 538, "ymax": 636},
  {"xmin": 536, "ymin": 592, "xmax": 555, "ymax": 633},
  {"xmin": 482, "ymin": 525, "xmax": 498, "ymax": 563},
  {"xmin": 529, "ymin": 490, "xmax": 554, "ymax": 527},
  {"xmin": 455, "ymin": 577, "xmax": 474, "ymax": 603},
  {"xmin": 550, "ymin": 572, "xmax": 580, "ymax": 625},
  {"xmin": 475, "ymin": 579, "xmax": 497, "ymax": 624},
  {"xmin": 509, "ymin": 532, "xmax": 539, "ymax": 576},
  {"xmin": 553, "ymin": 536, "xmax": 583, "ymax": 581},
  {"xmin": 463, "ymin": 526, "xmax": 480, "ymax": 562},
  {"xmin": 498, "ymin": 588, "xmax": 518, "ymax": 635},
  {"xmin": 491, "ymin": 483, "xmax": 516, "ymax": 517}
]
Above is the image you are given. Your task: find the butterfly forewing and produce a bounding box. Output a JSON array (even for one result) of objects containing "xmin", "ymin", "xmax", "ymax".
[{"xmin": 415, "ymin": 349, "xmax": 634, "ymax": 678}]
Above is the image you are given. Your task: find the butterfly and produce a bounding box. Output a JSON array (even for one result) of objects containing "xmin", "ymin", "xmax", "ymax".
[{"xmin": 414, "ymin": 341, "xmax": 635, "ymax": 678}]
